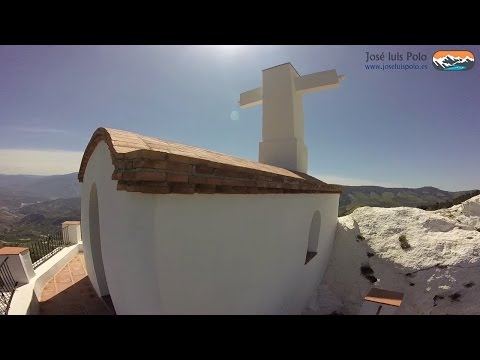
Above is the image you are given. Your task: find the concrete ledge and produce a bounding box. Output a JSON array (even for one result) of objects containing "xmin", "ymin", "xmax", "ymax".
[{"xmin": 8, "ymin": 244, "xmax": 82, "ymax": 315}]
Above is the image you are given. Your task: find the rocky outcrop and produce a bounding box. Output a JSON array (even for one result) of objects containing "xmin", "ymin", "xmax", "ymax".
[{"xmin": 305, "ymin": 195, "xmax": 480, "ymax": 315}]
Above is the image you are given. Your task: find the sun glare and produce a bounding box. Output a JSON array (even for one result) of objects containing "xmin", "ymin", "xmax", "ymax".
[
  {"xmin": 193, "ymin": 45, "xmax": 254, "ymax": 58},
  {"xmin": 211, "ymin": 45, "xmax": 246, "ymax": 53}
]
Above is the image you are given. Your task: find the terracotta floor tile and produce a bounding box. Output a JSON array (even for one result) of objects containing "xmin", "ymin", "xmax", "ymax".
[
  {"xmin": 81, "ymin": 293, "xmax": 99, "ymax": 301},
  {"xmin": 84, "ymin": 304, "xmax": 111, "ymax": 315},
  {"xmin": 57, "ymin": 269, "xmax": 70, "ymax": 275},
  {"xmin": 83, "ymin": 298, "xmax": 105, "ymax": 306},
  {"xmin": 57, "ymin": 273, "xmax": 70, "ymax": 278},
  {"xmin": 56, "ymin": 284, "xmax": 73, "ymax": 293},
  {"xmin": 62, "ymin": 291, "xmax": 80, "ymax": 299},
  {"xmin": 63, "ymin": 304, "xmax": 86, "ymax": 315},
  {"xmin": 71, "ymin": 270, "xmax": 86, "ymax": 276},
  {"xmin": 39, "ymin": 254, "xmax": 114, "ymax": 315},
  {"xmin": 55, "ymin": 278, "xmax": 68, "ymax": 284},
  {"xmin": 41, "ymin": 290, "xmax": 57, "ymax": 301},
  {"xmin": 43, "ymin": 284, "xmax": 57, "ymax": 292},
  {"xmin": 44, "ymin": 280, "xmax": 56, "ymax": 287},
  {"xmin": 71, "ymin": 273, "xmax": 86, "ymax": 280},
  {"xmin": 79, "ymin": 289, "xmax": 98, "ymax": 299},
  {"xmin": 72, "ymin": 274, "xmax": 87, "ymax": 283},
  {"xmin": 76, "ymin": 281, "xmax": 92, "ymax": 288},
  {"xmin": 70, "ymin": 268, "xmax": 84, "ymax": 274},
  {"xmin": 40, "ymin": 306, "xmax": 64, "ymax": 315},
  {"xmin": 43, "ymin": 296, "xmax": 65, "ymax": 305}
]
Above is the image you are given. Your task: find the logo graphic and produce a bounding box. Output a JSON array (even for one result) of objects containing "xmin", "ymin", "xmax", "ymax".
[{"xmin": 432, "ymin": 50, "xmax": 475, "ymax": 71}]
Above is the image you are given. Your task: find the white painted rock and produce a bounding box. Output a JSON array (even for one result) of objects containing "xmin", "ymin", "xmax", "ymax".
[{"xmin": 305, "ymin": 195, "xmax": 480, "ymax": 315}]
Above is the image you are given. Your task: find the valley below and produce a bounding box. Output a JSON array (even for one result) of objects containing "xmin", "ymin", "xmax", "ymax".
[{"xmin": 0, "ymin": 173, "xmax": 80, "ymax": 243}]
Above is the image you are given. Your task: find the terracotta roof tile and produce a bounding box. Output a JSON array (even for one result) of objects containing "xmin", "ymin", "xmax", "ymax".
[{"xmin": 78, "ymin": 127, "xmax": 343, "ymax": 195}]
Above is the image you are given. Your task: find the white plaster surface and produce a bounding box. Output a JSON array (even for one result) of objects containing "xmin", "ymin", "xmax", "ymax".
[
  {"xmin": 240, "ymin": 63, "xmax": 343, "ymax": 173},
  {"xmin": 0, "ymin": 252, "xmax": 33, "ymax": 285},
  {"xmin": 304, "ymin": 195, "xmax": 480, "ymax": 315},
  {"xmin": 62, "ymin": 223, "xmax": 81, "ymax": 244},
  {"xmin": 81, "ymin": 141, "xmax": 340, "ymax": 314}
]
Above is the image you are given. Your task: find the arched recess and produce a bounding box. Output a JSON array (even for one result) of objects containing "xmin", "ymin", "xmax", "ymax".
[
  {"xmin": 89, "ymin": 183, "xmax": 111, "ymax": 297},
  {"xmin": 305, "ymin": 210, "xmax": 321, "ymax": 265}
]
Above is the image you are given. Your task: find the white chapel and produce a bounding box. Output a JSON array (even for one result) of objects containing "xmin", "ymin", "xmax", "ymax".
[{"xmin": 78, "ymin": 62, "xmax": 344, "ymax": 314}]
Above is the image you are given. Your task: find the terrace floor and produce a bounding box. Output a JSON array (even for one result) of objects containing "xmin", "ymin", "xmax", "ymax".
[{"xmin": 39, "ymin": 254, "xmax": 115, "ymax": 315}]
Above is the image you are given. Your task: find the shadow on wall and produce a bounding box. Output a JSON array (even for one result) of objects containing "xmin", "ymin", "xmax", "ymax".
[
  {"xmin": 305, "ymin": 210, "xmax": 321, "ymax": 265},
  {"xmin": 89, "ymin": 183, "xmax": 110, "ymax": 297}
]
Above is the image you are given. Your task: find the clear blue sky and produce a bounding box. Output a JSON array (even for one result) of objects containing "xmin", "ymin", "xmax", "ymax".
[{"xmin": 0, "ymin": 45, "xmax": 478, "ymax": 191}]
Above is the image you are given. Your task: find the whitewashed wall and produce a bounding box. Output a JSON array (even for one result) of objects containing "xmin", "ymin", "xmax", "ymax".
[{"xmin": 81, "ymin": 141, "xmax": 339, "ymax": 314}]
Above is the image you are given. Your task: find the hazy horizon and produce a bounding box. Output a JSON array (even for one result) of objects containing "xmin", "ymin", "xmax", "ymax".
[
  {"xmin": 1, "ymin": 45, "xmax": 478, "ymax": 191},
  {"xmin": 0, "ymin": 171, "xmax": 477, "ymax": 192}
]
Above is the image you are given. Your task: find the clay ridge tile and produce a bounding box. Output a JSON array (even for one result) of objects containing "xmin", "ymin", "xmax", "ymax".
[{"xmin": 78, "ymin": 127, "xmax": 343, "ymax": 195}]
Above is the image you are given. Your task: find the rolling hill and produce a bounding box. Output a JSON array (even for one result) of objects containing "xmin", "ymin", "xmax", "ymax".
[
  {"xmin": 0, "ymin": 172, "xmax": 478, "ymax": 243},
  {"xmin": 0, "ymin": 208, "xmax": 21, "ymax": 232},
  {"xmin": 18, "ymin": 197, "xmax": 81, "ymax": 219},
  {"xmin": 0, "ymin": 173, "xmax": 81, "ymax": 243},
  {"xmin": 0, "ymin": 197, "xmax": 80, "ymax": 242},
  {"xmin": 0, "ymin": 187, "xmax": 49, "ymax": 210},
  {"xmin": 0, "ymin": 173, "xmax": 80, "ymax": 199},
  {"xmin": 339, "ymin": 186, "xmax": 476, "ymax": 216}
]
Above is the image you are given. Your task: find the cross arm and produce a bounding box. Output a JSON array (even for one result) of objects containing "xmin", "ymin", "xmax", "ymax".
[
  {"xmin": 239, "ymin": 87, "xmax": 263, "ymax": 108},
  {"xmin": 294, "ymin": 69, "xmax": 345, "ymax": 95}
]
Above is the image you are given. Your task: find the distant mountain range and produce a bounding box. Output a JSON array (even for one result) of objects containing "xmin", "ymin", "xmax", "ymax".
[
  {"xmin": 0, "ymin": 173, "xmax": 81, "ymax": 242},
  {"xmin": 0, "ymin": 173, "xmax": 80, "ymax": 202},
  {"xmin": 339, "ymin": 186, "xmax": 477, "ymax": 216},
  {"xmin": 0, "ymin": 172, "xmax": 478, "ymax": 242}
]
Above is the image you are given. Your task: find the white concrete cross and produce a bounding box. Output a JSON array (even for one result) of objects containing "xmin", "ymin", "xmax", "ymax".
[{"xmin": 239, "ymin": 63, "xmax": 344, "ymax": 173}]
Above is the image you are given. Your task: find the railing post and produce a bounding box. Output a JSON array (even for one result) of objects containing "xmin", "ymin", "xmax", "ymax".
[
  {"xmin": 0, "ymin": 247, "xmax": 35, "ymax": 285},
  {"xmin": 0, "ymin": 257, "xmax": 17, "ymax": 315},
  {"xmin": 62, "ymin": 221, "xmax": 81, "ymax": 245}
]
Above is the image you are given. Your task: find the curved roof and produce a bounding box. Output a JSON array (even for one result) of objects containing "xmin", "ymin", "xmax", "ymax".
[{"xmin": 78, "ymin": 127, "xmax": 342, "ymax": 195}]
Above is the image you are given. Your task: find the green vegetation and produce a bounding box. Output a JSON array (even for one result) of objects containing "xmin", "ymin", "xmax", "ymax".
[
  {"xmin": 449, "ymin": 292, "xmax": 461, "ymax": 302},
  {"xmin": 417, "ymin": 190, "xmax": 480, "ymax": 211},
  {"xmin": 360, "ymin": 263, "xmax": 377, "ymax": 283},
  {"xmin": 0, "ymin": 198, "xmax": 80, "ymax": 243},
  {"xmin": 339, "ymin": 186, "xmax": 478, "ymax": 216},
  {"xmin": 399, "ymin": 234, "xmax": 411, "ymax": 250},
  {"xmin": 0, "ymin": 173, "xmax": 81, "ymax": 243}
]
